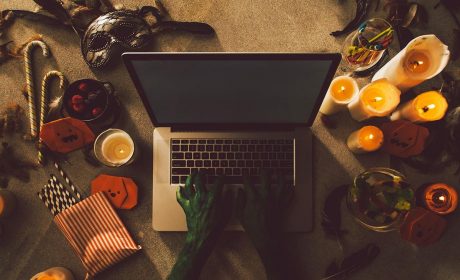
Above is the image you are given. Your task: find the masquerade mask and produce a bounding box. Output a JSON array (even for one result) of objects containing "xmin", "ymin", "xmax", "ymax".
[{"xmin": 81, "ymin": 6, "xmax": 214, "ymax": 68}]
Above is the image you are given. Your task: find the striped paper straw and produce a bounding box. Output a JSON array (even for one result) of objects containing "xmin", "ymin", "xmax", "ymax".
[
  {"xmin": 50, "ymin": 174, "xmax": 77, "ymax": 207},
  {"xmin": 53, "ymin": 161, "xmax": 84, "ymax": 201}
]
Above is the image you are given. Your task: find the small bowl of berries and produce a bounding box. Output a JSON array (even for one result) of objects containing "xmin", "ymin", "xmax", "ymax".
[{"xmin": 63, "ymin": 79, "xmax": 115, "ymax": 123}]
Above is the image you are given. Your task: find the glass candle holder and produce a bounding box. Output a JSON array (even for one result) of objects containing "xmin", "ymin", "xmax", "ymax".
[
  {"xmin": 347, "ymin": 168, "xmax": 414, "ymax": 232},
  {"xmin": 341, "ymin": 18, "xmax": 394, "ymax": 73},
  {"xmin": 94, "ymin": 129, "xmax": 135, "ymax": 167}
]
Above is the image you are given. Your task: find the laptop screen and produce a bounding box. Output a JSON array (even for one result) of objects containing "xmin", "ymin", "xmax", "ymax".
[{"xmin": 124, "ymin": 53, "xmax": 340, "ymax": 127}]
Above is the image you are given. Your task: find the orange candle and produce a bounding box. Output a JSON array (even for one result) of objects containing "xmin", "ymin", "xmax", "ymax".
[
  {"xmin": 347, "ymin": 126, "xmax": 384, "ymax": 153},
  {"xmin": 0, "ymin": 190, "xmax": 15, "ymax": 219},
  {"xmin": 423, "ymin": 183, "xmax": 458, "ymax": 215},
  {"xmin": 347, "ymin": 79, "xmax": 401, "ymax": 121},
  {"xmin": 319, "ymin": 76, "xmax": 359, "ymax": 115},
  {"xmin": 391, "ymin": 91, "xmax": 448, "ymax": 123},
  {"xmin": 31, "ymin": 267, "xmax": 74, "ymax": 280}
]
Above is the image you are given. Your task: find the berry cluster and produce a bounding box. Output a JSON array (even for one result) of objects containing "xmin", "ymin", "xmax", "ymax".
[{"xmin": 68, "ymin": 82, "xmax": 104, "ymax": 119}]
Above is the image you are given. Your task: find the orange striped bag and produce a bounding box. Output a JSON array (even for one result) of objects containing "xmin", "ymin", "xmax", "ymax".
[{"xmin": 54, "ymin": 192, "xmax": 141, "ymax": 279}]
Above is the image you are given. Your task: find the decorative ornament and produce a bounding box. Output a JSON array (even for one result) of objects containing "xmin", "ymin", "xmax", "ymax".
[
  {"xmin": 39, "ymin": 117, "xmax": 95, "ymax": 154},
  {"xmin": 381, "ymin": 120, "xmax": 429, "ymax": 158},
  {"xmin": 400, "ymin": 207, "xmax": 447, "ymax": 246},
  {"xmin": 91, "ymin": 174, "xmax": 138, "ymax": 209}
]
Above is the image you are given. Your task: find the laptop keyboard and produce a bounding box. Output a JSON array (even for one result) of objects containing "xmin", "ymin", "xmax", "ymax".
[{"xmin": 170, "ymin": 139, "xmax": 294, "ymax": 184}]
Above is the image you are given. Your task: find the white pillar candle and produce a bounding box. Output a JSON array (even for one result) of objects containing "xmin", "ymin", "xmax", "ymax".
[
  {"xmin": 94, "ymin": 129, "xmax": 135, "ymax": 167},
  {"xmin": 390, "ymin": 91, "xmax": 448, "ymax": 123},
  {"xmin": 31, "ymin": 267, "xmax": 74, "ymax": 280},
  {"xmin": 319, "ymin": 75, "xmax": 359, "ymax": 115},
  {"xmin": 372, "ymin": 34, "xmax": 450, "ymax": 92},
  {"xmin": 347, "ymin": 79, "xmax": 401, "ymax": 122},
  {"xmin": 347, "ymin": 126, "xmax": 384, "ymax": 153}
]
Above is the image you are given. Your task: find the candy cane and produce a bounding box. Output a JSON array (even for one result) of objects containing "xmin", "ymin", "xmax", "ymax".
[
  {"xmin": 38, "ymin": 71, "xmax": 67, "ymax": 165},
  {"xmin": 24, "ymin": 40, "xmax": 50, "ymax": 139}
]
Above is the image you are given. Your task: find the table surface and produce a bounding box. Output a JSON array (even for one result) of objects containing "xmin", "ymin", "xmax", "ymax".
[{"xmin": 1, "ymin": 1, "xmax": 460, "ymax": 279}]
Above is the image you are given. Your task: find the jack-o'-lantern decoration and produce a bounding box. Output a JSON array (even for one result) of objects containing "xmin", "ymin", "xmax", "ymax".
[
  {"xmin": 423, "ymin": 183, "xmax": 458, "ymax": 215},
  {"xmin": 400, "ymin": 207, "xmax": 447, "ymax": 246},
  {"xmin": 40, "ymin": 117, "xmax": 95, "ymax": 154},
  {"xmin": 381, "ymin": 120, "xmax": 429, "ymax": 158},
  {"xmin": 91, "ymin": 174, "xmax": 138, "ymax": 209}
]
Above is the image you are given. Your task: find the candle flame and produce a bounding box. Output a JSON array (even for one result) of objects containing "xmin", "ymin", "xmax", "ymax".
[
  {"xmin": 368, "ymin": 134, "xmax": 374, "ymax": 140},
  {"xmin": 421, "ymin": 103, "xmax": 436, "ymax": 113},
  {"xmin": 439, "ymin": 195, "xmax": 446, "ymax": 202},
  {"xmin": 373, "ymin": 96, "xmax": 383, "ymax": 102},
  {"xmin": 340, "ymin": 86, "xmax": 346, "ymax": 93}
]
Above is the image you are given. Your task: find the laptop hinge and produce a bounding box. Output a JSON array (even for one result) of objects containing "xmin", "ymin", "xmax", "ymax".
[{"xmin": 171, "ymin": 125, "xmax": 298, "ymax": 132}]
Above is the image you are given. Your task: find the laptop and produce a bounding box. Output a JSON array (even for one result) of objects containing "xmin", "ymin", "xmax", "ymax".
[{"xmin": 123, "ymin": 53, "xmax": 340, "ymax": 232}]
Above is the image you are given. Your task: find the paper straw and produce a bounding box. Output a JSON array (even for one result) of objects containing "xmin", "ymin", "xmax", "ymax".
[{"xmin": 53, "ymin": 161, "xmax": 84, "ymax": 201}]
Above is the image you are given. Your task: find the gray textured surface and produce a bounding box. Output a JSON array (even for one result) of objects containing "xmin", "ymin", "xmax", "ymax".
[{"xmin": 1, "ymin": 0, "xmax": 460, "ymax": 279}]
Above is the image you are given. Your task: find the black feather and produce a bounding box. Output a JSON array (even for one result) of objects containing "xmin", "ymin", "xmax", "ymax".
[
  {"xmin": 322, "ymin": 184, "xmax": 349, "ymax": 238},
  {"xmin": 33, "ymin": 0, "xmax": 70, "ymax": 23}
]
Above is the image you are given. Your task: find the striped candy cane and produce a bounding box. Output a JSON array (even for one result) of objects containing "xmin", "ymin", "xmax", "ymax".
[
  {"xmin": 38, "ymin": 71, "xmax": 67, "ymax": 165},
  {"xmin": 24, "ymin": 40, "xmax": 50, "ymax": 139}
]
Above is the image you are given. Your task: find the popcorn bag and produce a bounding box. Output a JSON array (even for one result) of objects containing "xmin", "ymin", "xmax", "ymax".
[{"xmin": 52, "ymin": 192, "xmax": 141, "ymax": 279}]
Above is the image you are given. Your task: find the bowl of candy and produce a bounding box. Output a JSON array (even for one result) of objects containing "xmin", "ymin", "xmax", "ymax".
[
  {"xmin": 63, "ymin": 79, "xmax": 114, "ymax": 122},
  {"xmin": 347, "ymin": 168, "xmax": 414, "ymax": 232}
]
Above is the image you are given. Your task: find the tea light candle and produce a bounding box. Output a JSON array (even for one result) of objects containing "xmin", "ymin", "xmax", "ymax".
[
  {"xmin": 423, "ymin": 183, "xmax": 458, "ymax": 215},
  {"xmin": 0, "ymin": 190, "xmax": 16, "ymax": 219},
  {"xmin": 391, "ymin": 91, "xmax": 448, "ymax": 123},
  {"xmin": 347, "ymin": 79, "xmax": 401, "ymax": 121},
  {"xmin": 101, "ymin": 130, "xmax": 135, "ymax": 165},
  {"xmin": 347, "ymin": 126, "xmax": 384, "ymax": 153},
  {"xmin": 372, "ymin": 35, "xmax": 450, "ymax": 92},
  {"xmin": 31, "ymin": 267, "xmax": 74, "ymax": 280},
  {"xmin": 319, "ymin": 76, "xmax": 359, "ymax": 115}
]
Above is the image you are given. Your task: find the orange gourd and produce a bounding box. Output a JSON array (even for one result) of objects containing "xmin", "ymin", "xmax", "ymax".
[{"xmin": 91, "ymin": 174, "xmax": 138, "ymax": 209}]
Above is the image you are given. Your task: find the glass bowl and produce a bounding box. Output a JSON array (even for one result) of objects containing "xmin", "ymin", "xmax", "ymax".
[{"xmin": 347, "ymin": 168, "xmax": 414, "ymax": 232}]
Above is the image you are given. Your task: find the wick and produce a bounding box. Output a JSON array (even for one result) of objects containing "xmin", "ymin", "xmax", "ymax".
[{"xmin": 422, "ymin": 104, "xmax": 436, "ymax": 113}]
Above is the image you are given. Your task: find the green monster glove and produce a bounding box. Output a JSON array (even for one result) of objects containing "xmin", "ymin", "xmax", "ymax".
[
  {"xmin": 168, "ymin": 172, "xmax": 232, "ymax": 280},
  {"xmin": 237, "ymin": 170, "xmax": 294, "ymax": 280}
]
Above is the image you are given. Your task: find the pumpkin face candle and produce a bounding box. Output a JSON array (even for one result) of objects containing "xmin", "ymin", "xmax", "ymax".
[
  {"xmin": 423, "ymin": 183, "xmax": 458, "ymax": 215},
  {"xmin": 347, "ymin": 79, "xmax": 401, "ymax": 121},
  {"xmin": 347, "ymin": 126, "xmax": 384, "ymax": 153},
  {"xmin": 391, "ymin": 91, "xmax": 448, "ymax": 123},
  {"xmin": 319, "ymin": 76, "xmax": 359, "ymax": 115}
]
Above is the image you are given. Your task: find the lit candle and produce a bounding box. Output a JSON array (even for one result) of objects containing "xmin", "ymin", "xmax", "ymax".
[
  {"xmin": 31, "ymin": 267, "xmax": 74, "ymax": 280},
  {"xmin": 319, "ymin": 76, "xmax": 359, "ymax": 115},
  {"xmin": 347, "ymin": 126, "xmax": 384, "ymax": 153},
  {"xmin": 94, "ymin": 129, "xmax": 135, "ymax": 167},
  {"xmin": 391, "ymin": 91, "xmax": 448, "ymax": 123},
  {"xmin": 347, "ymin": 79, "xmax": 401, "ymax": 121},
  {"xmin": 0, "ymin": 190, "xmax": 15, "ymax": 219},
  {"xmin": 372, "ymin": 34, "xmax": 450, "ymax": 92},
  {"xmin": 423, "ymin": 183, "xmax": 458, "ymax": 215}
]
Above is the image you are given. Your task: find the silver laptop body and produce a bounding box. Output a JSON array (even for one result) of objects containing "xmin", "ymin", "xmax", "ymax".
[{"xmin": 123, "ymin": 52, "xmax": 341, "ymax": 232}]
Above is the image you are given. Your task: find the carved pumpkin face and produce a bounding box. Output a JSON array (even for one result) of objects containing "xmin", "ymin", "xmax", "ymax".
[
  {"xmin": 400, "ymin": 207, "xmax": 446, "ymax": 246},
  {"xmin": 91, "ymin": 174, "xmax": 138, "ymax": 209},
  {"xmin": 381, "ymin": 120, "xmax": 429, "ymax": 158},
  {"xmin": 40, "ymin": 117, "xmax": 95, "ymax": 154}
]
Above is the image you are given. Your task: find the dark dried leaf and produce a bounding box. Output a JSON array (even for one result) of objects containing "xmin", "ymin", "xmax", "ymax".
[
  {"xmin": 33, "ymin": 0, "xmax": 70, "ymax": 23},
  {"xmin": 323, "ymin": 243, "xmax": 380, "ymax": 280},
  {"xmin": 331, "ymin": 0, "xmax": 370, "ymax": 36},
  {"xmin": 322, "ymin": 184, "xmax": 349, "ymax": 238}
]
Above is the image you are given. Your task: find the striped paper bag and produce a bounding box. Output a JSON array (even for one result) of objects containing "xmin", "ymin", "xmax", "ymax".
[{"xmin": 54, "ymin": 192, "xmax": 141, "ymax": 279}]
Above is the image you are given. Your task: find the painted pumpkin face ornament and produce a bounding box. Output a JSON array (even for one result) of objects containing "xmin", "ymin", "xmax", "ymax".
[
  {"xmin": 40, "ymin": 117, "xmax": 95, "ymax": 154},
  {"xmin": 381, "ymin": 120, "xmax": 429, "ymax": 158},
  {"xmin": 400, "ymin": 207, "xmax": 447, "ymax": 246},
  {"xmin": 91, "ymin": 174, "xmax": 138, "ymax": 209}
]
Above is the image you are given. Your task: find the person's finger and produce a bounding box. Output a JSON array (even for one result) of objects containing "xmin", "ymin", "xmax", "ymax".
[
  {"xmin": 184, "ymin": 173, "xmax": 196, "ymax": 198},
  {"xmin": 206, "ymin": 175, "xmax": 224, "ymax": 208},
  {"xmin": 176, "ymin": 186, "xmax": 190, "ymax": 211},
  {"xmin": 194, "ymin": 171, "xmax": 206, "ymax": 195}
]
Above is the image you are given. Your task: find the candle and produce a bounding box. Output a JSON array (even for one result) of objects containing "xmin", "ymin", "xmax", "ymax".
[
  {"xmin": 391, "ymin": 91, "xmax": 448, "ymax": 123},
  {"xmin": 372, "ymin": 34, "xmax": 450, "ymax": 92},
  {"xmin": 94, "ymin": 129, "xmax": 135, "ymax": 167},
  {"xmin": 319, "ymin": 76, "xmax": 359, "ymax": 115},
  {"xmin": 347, "ymin": 79, "xmax": 401, "ymax": 121},
  {"xmin": 423, "ymin": 183, "xmax": 458, "ymax": 215},
  {"xmin": 0, "ymin": 190, "xmax": 16, "ymax": 219},
  {"xmin": 31, "ymin": 267, "xmax": 74, "ymax": 280},
  {"xmin": 347, "ymin": 126, "xmax": 384, "ymax": 153}
]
